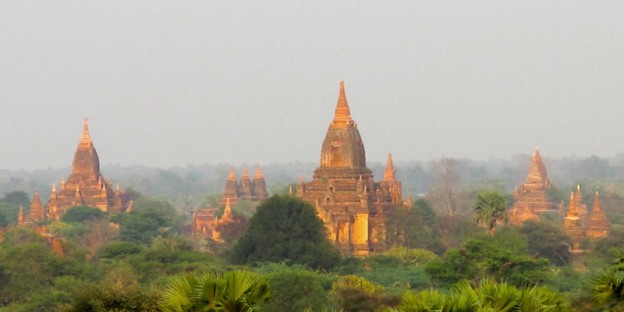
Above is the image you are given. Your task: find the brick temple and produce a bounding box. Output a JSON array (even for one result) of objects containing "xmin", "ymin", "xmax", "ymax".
[
  {"xmin": 23, "ymin": 119, "xmax": 130, "ymax": 223},
  {"xmin": 509, "ymin": 149, "xmax": 555, "ymax": 225},
  {"xmin": 297, "ymin": 81, "xmax": 402, "ymax": 256}
]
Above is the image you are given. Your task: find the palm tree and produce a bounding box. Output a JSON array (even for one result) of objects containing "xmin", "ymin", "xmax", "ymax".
[
  {"xmin": 473, "ymin": 190, "xmax": 508, "ymax": 235},
  {"xmin": 159, "ymin": 270, "xmax": 270, "ymax": 312},
  {"xmin": 385, "ymin": 279, "xmax": 567, "ymax": 312},
  {"xmin": 591, "ymin": 252, "xmax": 624, "ymax": 310}
]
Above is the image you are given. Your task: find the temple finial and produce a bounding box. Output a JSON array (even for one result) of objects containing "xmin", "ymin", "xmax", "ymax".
[
  {"xmin": 384, "ymin": 153, "xmax": 395, "ymax": 181},
  {"xmin": 255, "ymin": 164, "xmax": 263, "ymax": 179},
  {"xmin": 81, "ymin": 117, "xmax": 91, "ymax": 143},
  {"xmin": 227, "ymin": 167, "xmax": 236, "ymax": 180},
  {"xmin": 333, "ymin": 81, "xmax": 352, "ymax": 125}
]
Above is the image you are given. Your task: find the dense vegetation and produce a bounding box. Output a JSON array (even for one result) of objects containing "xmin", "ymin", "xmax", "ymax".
[{"xmin": 3, "ymin": 155, "xmax": 624, "ymax": 310}]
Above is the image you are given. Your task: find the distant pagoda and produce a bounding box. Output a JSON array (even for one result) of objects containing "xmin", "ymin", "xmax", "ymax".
[
  {"xmin": 563, "ymin": 192, "xmax": 585, "ymax": 250},
  {"xmin": 586, "ymin": 191, "xmax": 609, "ymax": 238},
  {"xmin": 219, "ymin": 164, "xmax": 268, "ymax": 205},
  {"xmin": 31, "ymin": 118, "xmax": 131, "ymax": 221},
  {"xmin": 510, "ymin": 149, "xmax": 555, "ymax": 225}
]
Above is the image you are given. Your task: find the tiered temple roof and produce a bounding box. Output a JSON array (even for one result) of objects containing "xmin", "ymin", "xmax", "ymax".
[
  {"xmin": 193, "ymin": 198, "xmax": 235, "ymax": 242},
  {"xmin": 586, "ymin": 191, "xmax": 609, "ymax": 238},
  {"xmin": 219, "ymin": 164, "xmax": 267, "ymax": 205},
  {"xmin": 574, "ymin": 185, "xmax": 588, "ymax": 224},
  {"xmin": 510, "ymin": 149, "xmax": 555, "ymax": 225},
  {"xmin": 298, "ymin": 81, "xmax": 402, "ymax": 256},
  {"xmin": 42, "ymin": 119, "xmax": 130, "ymax": 220},
  {"xmin": 563, "ymin": 192, "xmax": 585, "ymax": 250}
]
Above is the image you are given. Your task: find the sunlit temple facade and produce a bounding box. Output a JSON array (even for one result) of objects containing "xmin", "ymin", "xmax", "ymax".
[
  {"xmin": 220, "ymin": 165, "xmax": 268, "ymax": 205},
  {"xmin": 297, "ymin": 81, "xmax": 402, "ymax": 256}
]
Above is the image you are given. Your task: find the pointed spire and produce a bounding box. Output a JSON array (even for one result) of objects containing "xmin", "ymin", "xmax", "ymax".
[
  {"xmin": 227, "ymin": 167, "xmax": 236, "ymax": 180},
  {"xmin": 254, "ymin": 164, "xmax": 264, "ymax": 179},
  {"xmin": 384, "ymin": 153, "xmax": 395, "ymax": 181},
  {"xmin": 222, "ymin": 198, "xmax": 233, "ymax": 222},
  {"xmin": 333, "ymin": 81, "xmax": 353, "ymax": 126},
  {"xmin": 593, "ymin": 191, "xmax": 602, "ymax": 212},
  {"xmin": 567, "ymin": 192, "xmax": 579, "ymax": 218},
  {"xmin": 51, "ymin": 183, "xmax": 56, "ymax": 193},
  {"xmin": 288, "ymin": 185, "xmax": 293, "ymax": 195},
  {"xmin": 242, "ymin": 164, "xmax": 249, "ymax": 178},
  {"xmin": 80, "ymin": 117, "xmax": 91, "ymax": 143},
  {"xmin": 17, "ymin": 205, "xmax": 24, "ymax": 224}
]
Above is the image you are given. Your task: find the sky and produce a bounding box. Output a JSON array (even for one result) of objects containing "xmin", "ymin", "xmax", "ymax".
[{"xmin": 1, "ymin": 1, "xmax": 623, "ymax": 170}]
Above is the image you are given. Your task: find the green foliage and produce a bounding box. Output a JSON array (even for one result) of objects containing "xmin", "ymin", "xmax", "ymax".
[
  {"xmin": 159, "ymin": 270, "xmax": 271, "ymax": 312},
  {"xmin": 473, "ymin": 189, "xmax": 508, "ymax": 235},
  {"xmin": 520, "ymin": 220, "xmax": 571, "ymax": 265},
  {"xmin": 386, "ymin": 198, "xmax": 440, "ymax": 251},
  {"xmin": 331, "ymin": 275, "xmax": 400, "ymax": 312},
  {"xmin": 387, "ymin": 279, "xmax": 569, "ymax": 312},
  {"xmin": 97, "ymin": 241, "xmax": 145, "ymax": 260},
  {"xmin": 591, "ymin": 251, "xmax": 624, "ymax": 311},
  {"xmin": 0, "ymin": 191, "xmax": 30, "ymax": 227},
  {"xmin": 118, "ymin": 197, "xmax": 179, "ymax": 245},
  {"xmin": 61, "ymin": 205, "xmax": 106, "ymax": 223},
  {"xmin": 62, "ymin": 265, "xmax": 160, "ymax": 312},
  {"xmin": 382, "ymin": 246, "xmax": 438, "ymax": 266},
  {"xmin": 426, "ymin": 227, "xmax": 552, "ymax": 287},
  {"xmin": 232, "ymin": 195, "xmax": 340, "ymax": 270},
  {"xmin": 258, "ymin": 263, "xmax": 335, "ymax": 312}
]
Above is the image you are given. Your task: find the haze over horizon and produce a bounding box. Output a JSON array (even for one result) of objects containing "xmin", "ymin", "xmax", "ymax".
[{"xmin": 1, "ymin": 1, "xmax": 623, "ymax": 171}]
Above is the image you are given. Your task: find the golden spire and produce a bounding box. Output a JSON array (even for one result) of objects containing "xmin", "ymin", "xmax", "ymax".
[
  {"xmin": 80, "ymin": 117, "xmax": 91, "ymax": 143},
  {"xmin": 567, "ymin": 192, "xmax": 579, "ymax": 218},
  {"xmin": 384, "ymin": 153, "xmax": 395, "ymax": 181},
  {"xmin": 227, "ymin": 167, "xmax": 236, "ymax": 180},
  {"xmin": 254, "ymin": 164, "xmax": 264, "ymax": 179},
  {"xmin": 242, "ymin": 164, "xmax": 249, "ymax": 178},
  {"xmin": 332, "ymin": 81, "xmax": 353, "ymax": 126},
  {"xmin": 222, "ymin": 198, "xmax": 233, "ymax": 222},
  {"xmin": 593, "ymin": 191, "xmax": 602, "ymax": 213},
  {"xmin": 17, "ymin": 205, "xmax": 24, "ymax": 224}
]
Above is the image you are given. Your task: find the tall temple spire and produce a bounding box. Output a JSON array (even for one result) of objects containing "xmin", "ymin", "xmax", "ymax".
[
  {"xmin": 332, "ymin": 81, "xmax": 353, "ymax": 126},
  {"xmin": 384, "ymin": 153, "xmax": 395, "ymax": 181},
  {"xmin": 26, "ymin": 191, "xmax": 45, "ymax": 222},
  {"xmin": 81, "ymin": 117, "xmax": 91, "ymax": 144},
  {"xmin": 563, "ymin": 191, "xmax": 585, "ymax": 249},
  {"xmin": 587, "ymin": 191, "xmax": 610, "ymax": 238},
  {"xmin": 222, "ymin": 198, "xmax": 233, "ymax": 222},
  {"xmin": 254, "ymin": 164, "xmax": 263, "ymax": 179},
  {"xmin": 227, "ymin": 167, "xmax": 236, "ymax": 180},
  {"xmin": 526, "ymin": 148, "xmax": 550, "ymax": 187}
]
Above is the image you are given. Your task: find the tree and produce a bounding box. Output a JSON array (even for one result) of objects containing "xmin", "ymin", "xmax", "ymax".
[
  {"xmin": 232, "ymin": 195, "xmax": 340, "ymax": 270},
  {"xmin": 591, "ymin": 251, "xmax": 624, "ymax": 310},
  {"xmin": 387, "ymin": 279, "xmax": 568, "ymax": 312},
  {"xmin": 331, "ymin": 275, "xmax": 399, "ymax": 312},
  {"xmin": 473, "ymin": 190, "xmax": 508, "ymax": 235},
  {"xmin": 386, "ymin": 198, "xmax": 439, "ymax": 250},
  {"xmin": 519, "ymin": 220, "xmax": 571, "ymax": 265},
  {"xmin": 159, "ymin": 270, "xmax": 270, "ymax": 312},
  {"xmin": 61, "ymin": 206, "xmax": 106, "ymax": 223},
  {"xmin": 428, "ymin": 157, "xmax": 462, "ymax": 216},
  {"xmin": 117, "ymin": 197, "xmax": 179, "ymax": 245}
]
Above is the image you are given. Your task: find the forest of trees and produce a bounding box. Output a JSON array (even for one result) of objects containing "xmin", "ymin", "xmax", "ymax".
[{"xmin": 3, "ymin": 154, "xmax": 624, "ymax": 310}]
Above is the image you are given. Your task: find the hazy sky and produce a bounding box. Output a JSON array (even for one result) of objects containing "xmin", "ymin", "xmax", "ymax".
[{"xmin": 1, "ymin": 1, "xmax": 623, "ymax": 170}]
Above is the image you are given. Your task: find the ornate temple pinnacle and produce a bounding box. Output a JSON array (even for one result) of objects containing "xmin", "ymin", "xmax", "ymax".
[
  {"xmin": 227, "ymin": 167, "xmax": 236, "ymax": 180},
  {"xmin": 333, "ymin": 81, "xmax": 352, "ymax": 126},
  {"xmin": 593, "ymin": 191, "xmax": 602, "ymax": 212},
  {"xmin": 81, "ymin": 117, "xmax": 91, "ymax": 143},
  {"xmin": 384, "ymin": 153, "xmax": 395, "ymax": 181},
  {"xmin": 255, "ymin": 164, "xmax": 263, "ymax": 179}
]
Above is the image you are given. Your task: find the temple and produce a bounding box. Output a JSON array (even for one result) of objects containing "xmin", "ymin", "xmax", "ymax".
[
  {"xmin": 26, "ymin": 118, "xmax": 130, "ymax": 222},
  {"xmin": 586, "ymin": 191, "xmax": 609, "ymax": 238},
  {"xmin": 297, "ymin": 81, "xmax": 402, "ymax": 256},
  {"xmin": 219, "ymin": 164, "xmax": 268, "ymax": 205},
  {"xmin": 563, "ymin": 192, "xmax": 585, "ymax": 250},
  {"xmin": 509, "ymin": 149, "xmax": 555, "ymax": 225},
  {"xmin": 192, "ymin": 198, "xmax": 235, "ymax": 242}
]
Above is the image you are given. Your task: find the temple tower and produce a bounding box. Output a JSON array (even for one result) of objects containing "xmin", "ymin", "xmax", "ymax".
[
  {"xmin": 563, "ymin": 192, "xmax": 585, "ymax": 250},
  {"xmin": 25, "ymin": 191, "xmax": 45, "ymax": 223},
  {"xmin": 253, "ymin": 165, "xmax": 268, "ymax": 201},
  {"xmin": 510, "ymin": 149, "xmax": 555, "ymax": 219},
  {"xmin": 221, "ymin": 167, "xmax": 240, "ymax": 205},
  {"xmin": 298, "ymin": 81, "xmax": 401, "ymax": 256},
  {"xmin": 46, "ymin": 118, "xmax": 129, "ymax": 219},
  {"xmin": 574, "ymin": 185, "xmax": 588, "ymax": 223},
  {"xmin": 586, "ymin": 191, "xmax": 609, "ymax": 238},
  {"xmin": 239, "ymin": 165, "xmax": 254, "ymax": 200}
]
